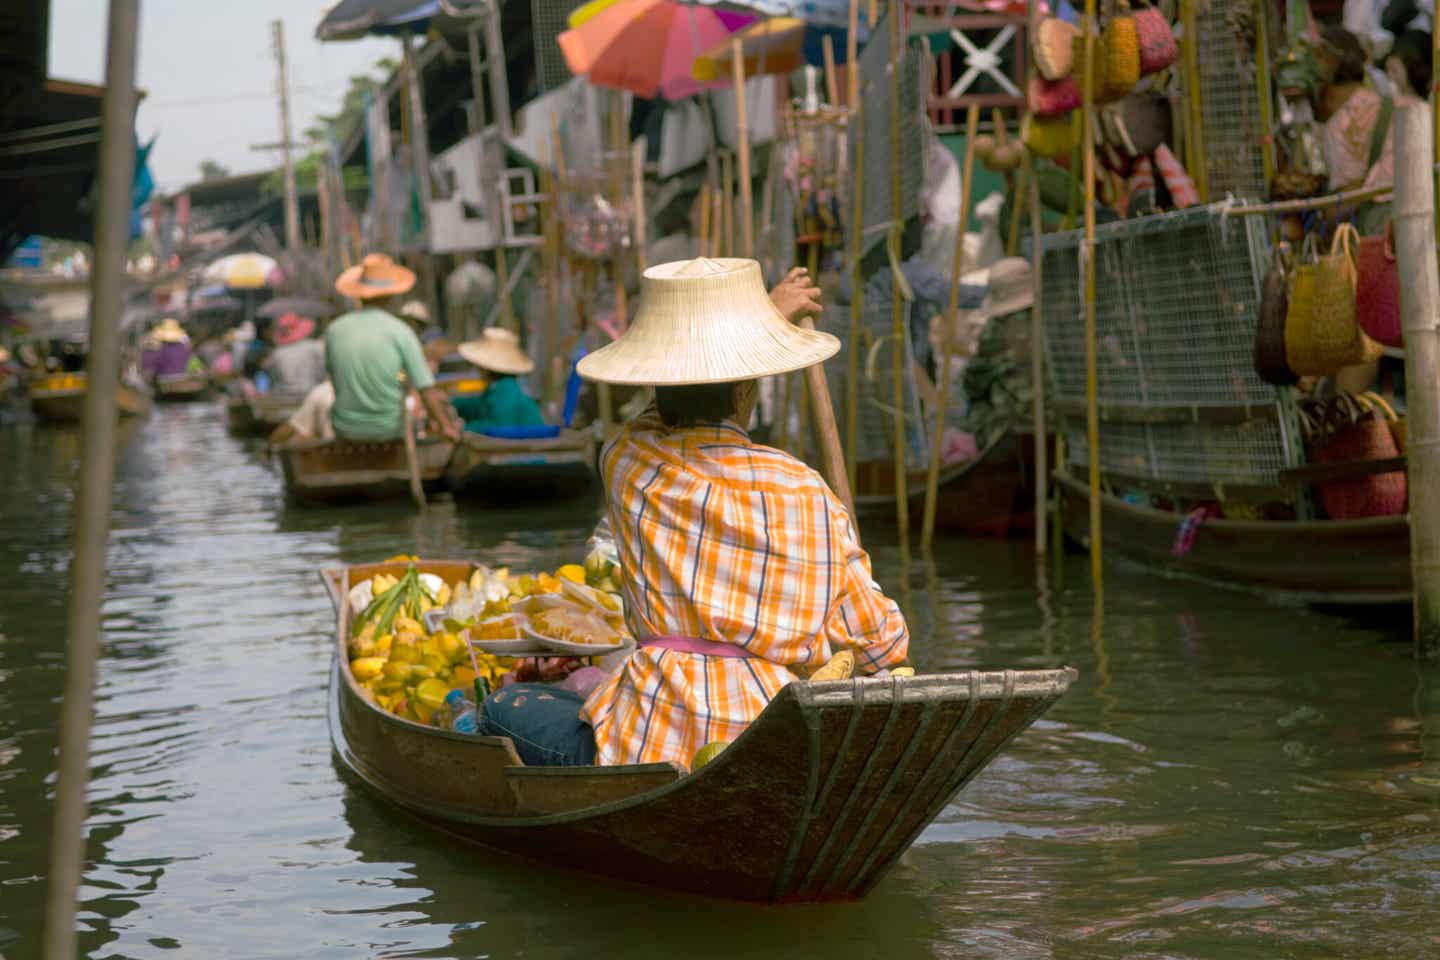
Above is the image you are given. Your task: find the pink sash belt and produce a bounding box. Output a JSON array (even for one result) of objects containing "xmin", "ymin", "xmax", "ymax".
[{"xmin": 641, "ymin": 635, "xmax": 757, "ymax": 659}]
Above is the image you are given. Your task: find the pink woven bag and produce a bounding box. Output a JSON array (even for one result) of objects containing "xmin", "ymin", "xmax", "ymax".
[
  {"xmin": 1356, "ymin": 222, "xmax": 1402, "ymax": 347},
  {"xmin": 1029, "ymin": 73, "xmax": 1083, "ymax": 117},
  {"xmin": 1134, "ymin": 3, "xmax": 1178, "ymax": 75}
]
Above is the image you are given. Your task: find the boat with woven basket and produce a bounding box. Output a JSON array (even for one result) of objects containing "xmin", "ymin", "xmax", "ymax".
[
  {"xmin": 324, "ymin": 559, "xmax": 1075, "ymax": 902},
  {"xmin": 154, "ymin": 372, "xmax": 213, "ymax": 402},
  {"xmin": 29, "ymin": 372, "xmax": 151, "ymax": 422},
  {"xmin": 446, "ymin": 428, "xmax": 597, "ymax": 500},
  {"xmin": 278, "ymin": 437, "xmax": 455, "ymax": 504}
]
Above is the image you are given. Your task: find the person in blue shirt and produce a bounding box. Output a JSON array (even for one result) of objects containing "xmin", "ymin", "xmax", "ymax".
[{"xmin": 451, "ymin": 327, "xmax": 546, "ymax": 434}]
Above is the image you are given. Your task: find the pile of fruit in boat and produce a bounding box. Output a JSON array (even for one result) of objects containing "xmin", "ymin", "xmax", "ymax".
[{"xmin": 346, "ymin": 555, "xmax": 627, "ymax": 726}]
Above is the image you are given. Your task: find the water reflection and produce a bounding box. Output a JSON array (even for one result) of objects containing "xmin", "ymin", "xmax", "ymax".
[{"xmin": 0, "ymin": 401, "xmax": 1437, "ymax": 957}]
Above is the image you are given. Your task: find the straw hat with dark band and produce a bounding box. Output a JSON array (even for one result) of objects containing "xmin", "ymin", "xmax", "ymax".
[
  {"xmin": 980, "ymin": 258, "xmax": 1035, "ymax": 318},
  {"xmin": 459, "ymin": 327, "xmax": 534, "ymax": 376},
  {"xmin": 151, "ymin": 317, "xmax": 188, "ymax": 343},
  {"xmin": 577, "ymin": 258, "xmax": 839, "ymax": 386},
  {"xmin": 335, "ymin": 252, "xmax": 416, "ymax": 301}
]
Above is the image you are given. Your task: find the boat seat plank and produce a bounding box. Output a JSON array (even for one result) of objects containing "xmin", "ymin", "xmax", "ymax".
[{"xmin": 1278, "ymin": 456, "xmax": 1407, "ymax": 486}]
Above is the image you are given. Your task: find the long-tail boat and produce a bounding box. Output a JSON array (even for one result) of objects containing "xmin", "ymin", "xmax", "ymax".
[
  {"xmin": 29, "ymin": 372, "xmax": 151, "ymax": 422},
  {"xmin": 324, "ymin": 559, "xmax": 1075, "ymax": 902},
  {"xmin": 154, "ymin": 371, "xmax": 213, "ymax": 402},
  {"xmin": 278, "ymin": 437, "xmax": 454, "ymax": 503},
  {"xmin": 446, "ymin": 429, "xmax": 597, "ymax": 500}
]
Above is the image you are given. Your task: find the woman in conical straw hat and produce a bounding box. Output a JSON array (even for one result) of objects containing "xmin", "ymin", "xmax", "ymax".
[
  {"xmin": 474, "ymin": 258, "xmax": 910, "ymax": 768},
  {"xmin": 450, "ymin": 327, "xmax": 546, "ymax": 435}
]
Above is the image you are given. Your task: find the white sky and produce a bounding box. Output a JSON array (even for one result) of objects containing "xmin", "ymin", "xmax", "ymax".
[{"xmin": 48, "ymin": 0, "xmax": 396, "ymax": 193}]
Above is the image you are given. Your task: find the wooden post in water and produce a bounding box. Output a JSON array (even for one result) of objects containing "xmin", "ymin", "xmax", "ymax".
[
  {"xmin": 1081, "ymin": 0, "xmax": 1103, "ymax": 589},
  {"xmin": 887, "ymin": 3, "xmax": 910, "ymax": 546},
  {"xmin": 844, "ymin": 0, "xmax": 865, "ymax": 492},
  {"xmin": 732, "ymin": 38, "xmax": 755, "ymax": 259},
  {"xmin": 1028, "ymin": 153, "xmax": 1049, "ymax": 556},
  {"xmin": 1393, "ymin": 106, "xmax": 1440, "ymax": 659},
  {"xmin": 921, "ymin": 103, "xmax": 980, "ymax": 551},
  {"xmin": 44, "ymin": 2, "xmax": 139, "ymax": 957}
]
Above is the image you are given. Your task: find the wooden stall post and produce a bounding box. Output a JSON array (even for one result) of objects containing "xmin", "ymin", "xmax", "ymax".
[
  {"xmin": 633, "ymin": 139, "xmax": 648, "ymax": 273},
  {"xmin": 920, "ymin": 103, "xmax": 981, "ymax": 550},
  {"xmin": 887, "ymin": 3, "xmax": 910, "ymax": 544},
  {"xmin": 1393, "ymin": 106, "xmax": 1440, "ymax": 659},
  {"xmin": 731, "ymin": 38, "xmax": 755, "ymax": 259},
  {"xmin": 1028, "ymin": 154, "xmax": 1049, "ymax": 556},
  {"xmin": 1082, "ymin": 0, "xmax": 1103, "ymax": 589},
  {"xmin": 845, "ymin": 0, "xmax": 866, "ymax": 491}
]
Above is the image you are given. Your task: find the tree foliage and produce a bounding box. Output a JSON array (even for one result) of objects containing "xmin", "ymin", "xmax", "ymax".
[{"xmin": 199, "ymin": 158, "xmax": 231, "ymax": 181}]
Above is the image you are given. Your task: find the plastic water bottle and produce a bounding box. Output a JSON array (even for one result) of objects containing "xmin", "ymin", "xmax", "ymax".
[{"xmin": 443, "ymin": 689, "xmax": 478, "ymax": 734}]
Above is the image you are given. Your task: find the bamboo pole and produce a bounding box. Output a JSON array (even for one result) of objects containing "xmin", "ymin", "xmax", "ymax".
[
  {"xmin": 1179, "ymin": 0, "xmax": 1208, "ymax": 202},
  {"xmin": 887, "ymin": 3, "xmax": 909, "ymax": 543},
  {"xmin": 712, "ymin": 186, "xmax": 725, "ymax": 256},
  {"xmin": 1254, "ymin": 0, "xmax": 1275, "ymax": 197},
  {"xmin": 633, "ymin": 139, "xmax": 647, "ymax": 273},
  {"xmin": 698, "ymin": 182, "xmax": 712, "ymax": 257},
  {"xmin": 844, "ymin": 0, "xmax": 865, "ymax": 492},
  {"xmin": 920, "ymin": 102, "xmax": 981, "ymax": 550},
  {"xmin": 1027, "ymin": 152, "xmax": 1049, "ymax": 556},
  {"xmin": 610, "ymin": 90, "xmax": 629, "ymax": 340},
  {"xmin": 1082, "ymin": 0, "xmax": 1102, "ymax": 589},
  {"xmin": 722, "ymin": 151, "xmax": 734, "ymax": 257},
  {"xmin": 801, "ymin": 313, "xmax": 855, "ymax": 514},
  {"xmin": 731, "ymin": 39, "xmax": 755, "ymax": 259},
  {"xmin": 1393, "ymin": 106, "xmax": 1440, "ymax": 659},
  {"xmin": 822, "ymin": 34, "xmax": 839, "ymax": 106},
  {"xmin": 44, "ymin": 2, "xmax": 138, "ymax": 957},
  {"xmin": 1434, "ymin": 25, "xmax": 1440, "ymax": 249}
]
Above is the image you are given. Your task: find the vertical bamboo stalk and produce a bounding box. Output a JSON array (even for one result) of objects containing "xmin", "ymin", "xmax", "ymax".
[
  {"xmin": 1179, "ymin": 0, "xmax": 1208, "ymax": 202},
  {"xmin": 845, "ymin": 0, "xmax": 865, "ymax": 492},
  {"xmin": 722, "ymin": 151, "xmax": 734, "ymax": 257},
  {"xmin": 45, "ymin": 2, "xmax": 138, "ymax": 957},
  {"xmin": 712, "ymin": 187, "xmax": 725, "ymax": 256},
  {"xmin": 1028, "ymin": 153, "xmax": 1049, "ymax": 556},
  {"xmin": 732, "ymin": 39, "xmax": 755, "ymax": 259},
  {"xmin": 1393, "ymin": 106, "xmax": 1440, "ymax": 659},
  {"xmin": 1254, "ymin": 0, "xmax": 1275, "ymax": 197},
  {"xmin": 887, "ymin": 3, "xmax": 909, "ymax": 542},
  {"xmin": 1006, "ymin": 158, "xmax": 1028, "ymax": 256},
  {"xmin": 822, "ymin": 34, "xmax": 839, "ymax": 106},
  {"xmin": 1082, "ymin": 0, "xmax": 1103, "ymax": 589},
  {"xmin": 698, "ymin": 182, "xmax": 712, "ymax": 257},
  {"xmin": 920, "ymin": 103, "xmax": 981, "ymax": 550},
  {"xmin": 633, "ymin": 139, "xmax": 647, "ymax": 273},
  {"xmin": 609, "ymin": 90, "xmax": 629, "ymax": 337},
  {"xmin": 1433, "ymin": 26, "xmax": 1440, "ymax": 249}
]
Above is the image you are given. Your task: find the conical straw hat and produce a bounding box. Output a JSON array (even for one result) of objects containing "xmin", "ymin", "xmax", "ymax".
[
  {"xmin": 459, "ymin": 327, "xmax": 534, "ymax": 375},
  {"xmin": 577, "ymin": 258, "xmax": 839, "ymax": 386}
]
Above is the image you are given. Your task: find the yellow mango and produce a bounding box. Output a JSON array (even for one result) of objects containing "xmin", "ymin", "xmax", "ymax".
[
  {"xmin": 382, "ymin": 661, "xmax": 410, "ymax": 682},
  {"xmin": 436, "ymin": 582, "xmax": 453, "ymax": 606},
  {"xmin": 422, "ymin": 654, "xmax": 450, "ymax": 676},
  {"xmin": 393, "ymin": 615, "xmax": 423, "ymax": 636},
  {"xmin": 350, "ymin": 657, "xmax": 387, "ymax": 682},
  {"xmin": 410, "ymin": 664, "xmax": 436, "ymax": 681},
  {"xmin": 452, "ymin": 665, "xmax": 478, "ymax": 687},
  {"xmin": 438, "ymin": 632, "xmax": 467, "ymax": 664},
  {"xmin": 414, "ymin": 677, "xmax": 451, "ymax": 710},
  {"xmin": 389, "ymin": 640, "xmax": 418, "ymax": 664},
  {"xmin": 556, "ymin": 564, "xmax": 586, "ymax": 585},
  {"xmin": 374, "ymin": 634, "xmax": 392, "ymax": 655}
]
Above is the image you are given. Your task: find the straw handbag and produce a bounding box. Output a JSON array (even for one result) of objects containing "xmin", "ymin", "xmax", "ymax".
[
  {"xmin": 1300, "ymin": 392, "xmax": 1406, "ymax": 520},
  {"xmin": 1284, "ymin": 225, "xmax": 1385, "ymax": 376},
  {"xmin": 1029, "ymin": 73, "xmax": 1083, "ymax": 117},
  {"xmin": 1133, "ymin": 1, "xmax": 1178, "ymax": 75},
  {"xmin": 1254, "ymin": 247, "xmax": 1298, "ymax": 386},
  {"xmin": 1034, "ymin": 17, "xmax": 1080, "ymax": 81},
  {"xmin": 1356, "ymin": 221, "xmax": 1403, "ymax": 347},
  {"xmin": 1097, "ymin": 10, "xmax": 1141, "ymax": 103},
  {"xmin": 1022, "ymin": 112, "xmax": 1079, "ymax": 159}
]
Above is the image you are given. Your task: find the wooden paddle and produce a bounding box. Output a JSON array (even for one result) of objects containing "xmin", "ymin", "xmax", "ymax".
[{"xmin": 799, "ymin": 313, "xmax": 855, "ymax": 519}]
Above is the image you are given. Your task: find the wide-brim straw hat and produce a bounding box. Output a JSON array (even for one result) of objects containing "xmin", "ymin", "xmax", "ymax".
[
  {"xmin": 335, "ymin": 252, "xmax": 416, "ymax": 301},
  {"xmin": 152, "ymin": 317, "xmax": 187, "ymax": 343},
  {"xmin": 459, "ymin": 327, "xmax": 535, "ymax": 376},
  {"xmin": 981, "ymin": 257, "xmax": 1035, "ymax": 318},
  {"xmin": 578, "ymin": 258, "xmax": 840, "ymax": 386},
  {"xmin": 399, "ymin": 300, "xmax": 431, "ymax": 324},
  {"xmin": 274, "ymin": 313, "xmax": 316, "ymax": 345}
]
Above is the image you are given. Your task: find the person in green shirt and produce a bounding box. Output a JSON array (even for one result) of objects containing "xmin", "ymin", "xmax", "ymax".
[
  {"xmin": 450, "ymin": 327, "xmax": 546, "ymax": 434},
  {"xmin": 326, "ymin": 253, "xmax": 459, "ymax": 442}
]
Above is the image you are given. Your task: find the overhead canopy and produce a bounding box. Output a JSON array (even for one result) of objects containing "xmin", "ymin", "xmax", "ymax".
[
  {"xmin": 316, "ymin": 0, "xmax": 477, "ymax": 41},
  {"xmin": 0, "ymin": 79, "xmax": 107, "ymax": 256}
]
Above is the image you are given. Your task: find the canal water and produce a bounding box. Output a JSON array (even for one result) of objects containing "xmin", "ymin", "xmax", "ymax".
[{"xmin": 2, "ymin": 402, "xmax": 1438, "ymax": 959}]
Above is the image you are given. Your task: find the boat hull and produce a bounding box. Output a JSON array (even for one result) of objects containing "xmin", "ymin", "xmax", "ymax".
[
  {"xmin": 30, "ymin": 376, "xmax": 150, "ymax": 422},
  {"xmin": 279, "ymin": 437, "xmax": 454, "ymax": 504},
  {"xmin": 1056, "ymin": 474, "xmax": 1412, "ymax": 605},
  {"xmin": 326, "ymin": 561, "xmax": 1074, "ymax": 902},
  {"xmin": 446, "ymin": 430, "xmax": 597, "ymax": 500},
  {"xmin": 225, "ymin": 393, "xmax": 305, "ymax": 436},
  {"xmin": 154, "ymin": 373, "xmax": 212, "ymax": 402}
]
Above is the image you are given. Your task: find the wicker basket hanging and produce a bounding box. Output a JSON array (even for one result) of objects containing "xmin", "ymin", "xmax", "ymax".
[
  {"xmin": 1254, "ymin": 247, "xmax": 1298, "ymax": 386},
  {"xmin": 1097, "ymin": 9, "xmax": 1141, "ymax": 103},
  {"xmin": 1356, "ymin": 221, "xmax": 1403, "ymax": 347},
  {"xmin": 1301, "ymin": 392, "xmax": 1407, "ymax": 520},
  {"xmin": 1284, "ymin": 225, "xmax": 1385, "ymax": 376},
  {"xmin": 1029, "ymin": 73, "xmax": 1083, "ymax": 117},
  {"xmin": 1133, "ymin": 1, "xmax": 1178, "ymax": 75}
]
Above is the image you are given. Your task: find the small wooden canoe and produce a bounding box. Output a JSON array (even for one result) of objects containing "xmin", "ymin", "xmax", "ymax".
[
  {"xmin": 325, "ymin": 560, "xmax": 1075, "ymax": 902},
  {"xmin": 1056, "ymin": 474, "xmax": 1412, "ymax": 605},
  {"xmin": 154, "ymin": 372, "xmax": 212, "ymax": 402},
  {"xmin": 279, "ymin": 436, "xmax": 455, "ymax": 504},
  {"xmin": 446, "ymin": 429, "xmax": 597, "ymax": 500},
  {"xmin": 29, "ymin": 372, "xmax": 151, "ymax": 422},
  {"xmin": 225, "ymin": 392, "xmax": 306, "ymax": 437},
  {"xmin": 855, "ymin": 432, "xmax": 1046, "ymax": 538}
]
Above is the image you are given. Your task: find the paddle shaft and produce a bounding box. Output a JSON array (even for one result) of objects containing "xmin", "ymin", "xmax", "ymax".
[{"xmin": 799, "ymin": 315, "xmax": 856, "ymax": 520}]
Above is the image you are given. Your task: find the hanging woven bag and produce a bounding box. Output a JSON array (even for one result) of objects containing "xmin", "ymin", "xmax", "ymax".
[
  {"xmin": 1304, "ymin": 393, "xmax": 1406, "ymax": 519},
  {"xmin": 1097, "ymin": 9, "xmax": 1141, "ymax": 103},
  {"xmin": 1133, "ymin": 1, "xmax": 1178, "ymax": 75},
  {"xmin": 1355, "ymin": 221, "xmax": 1403, "ymax": 347},
  {"xmin": 1284, "ymin": 224, "xmax": 1384, "ymax": 376},
  {"xmin": 1022, "ymin": 112, "xmax": 1080, "ymax": 159},
  {"xmin": 1029, "ymin": 73, "xmax": 1083, "ymax": 117},
  {"xmin": 1034, "ymin": 17, "xmax": 1080, "ymax": 81},
  {"xmin": 1254, "ymin": 247, "xmax": 1297, "ymax": 386}
]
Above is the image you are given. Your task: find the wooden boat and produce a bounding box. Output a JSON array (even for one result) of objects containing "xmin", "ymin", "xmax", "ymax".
[
  {"xmin": 324, "ymin": 559, "xmax": 1075, "ymax": 902},
  {"xmin": 225, "ymin": 391, "xmax": 306, "ymax": 437},
  {"xmin": 29, "ymin": 372, "xmax": 151, "ymax": 422},
  {"xmin": 154, "ymin": 372, "xmax": 212, "ymax": 402},
  {"xmin": 1056, "ymin": 474, "xmax": 1411, "ymax": 605},
  {"xmin": 278, "ymin": 436, "xmax": 455, "ymax": 503},
  {"xmin": 446, "ymin": 429, "xmax": 597, "ymax": 499},
  {"xmin": 854, "ymin": 431, "xmax": 1047, "ymax": 538}
]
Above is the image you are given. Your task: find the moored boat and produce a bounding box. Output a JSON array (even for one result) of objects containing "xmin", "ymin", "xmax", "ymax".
[
  {"xmin": 446, "ymin": 429, "xmax": 597, "ymax": 500},
  {"xmin": 325, "ymin": 559, "xmax": 1076, "ymax": 902},
  {"xmin": 154, "ymin": 372, "xmax": 212, "ymax": 402},
  {"xmin": 1056, "ymin": 474, "xmax": 1411, "ymax": 605},
  {"xmin": 29, "ymin": 372, "xmax": 151, "ymax": 422},
  {"xmin": 278, "ymin": 437, "xmax": 455, "ymax": 503},
  {"xmin": 225, "ymin": 391, "xmax": 306, "ymax": 437}
]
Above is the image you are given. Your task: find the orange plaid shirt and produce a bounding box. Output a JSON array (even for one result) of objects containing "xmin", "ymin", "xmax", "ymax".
[{"xmin": 580, "ymin": 407, "xmax": 909, "ymax": 767}]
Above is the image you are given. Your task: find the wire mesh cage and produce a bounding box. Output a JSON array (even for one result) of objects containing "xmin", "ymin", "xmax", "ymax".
[
  {"xmin": 532, "ymin": 0, "xmax": 584, "ymax": 94},
  {"xmin": 848, "ymin": 11, "xmax": 927, "ymax": 258},
  {"xmin": 1039, "ymin": 204, "xmax": 1296, "ymax": 493},
  {"xmin": 1190, "ymin": 0, "xmax": 1266, "ymax": 201}
]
